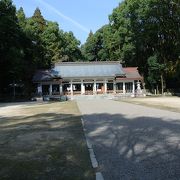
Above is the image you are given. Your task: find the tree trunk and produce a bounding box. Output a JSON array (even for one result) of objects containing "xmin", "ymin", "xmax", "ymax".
[
  {"xmin": 160, "ymin": 74, "xmax": 164, "ymax": 95},
  {"xmin": 156, "ymin": 85, "xmax": 159, "ymax": 94}
]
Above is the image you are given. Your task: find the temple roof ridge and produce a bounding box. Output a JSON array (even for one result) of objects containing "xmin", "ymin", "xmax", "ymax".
[{"xmin": 55, "ymin": 61, "xmax": 121, "ymax": 66}]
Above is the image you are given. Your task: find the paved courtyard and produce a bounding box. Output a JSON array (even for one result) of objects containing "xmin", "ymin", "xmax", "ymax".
[{"xmin": 77, "ymin": 99, "xmax": 180, "ymax": 180}]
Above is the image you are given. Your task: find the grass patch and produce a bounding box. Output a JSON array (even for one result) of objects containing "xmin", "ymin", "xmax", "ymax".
[{"xmin": 0, "ymin": 101, "xmax": 94, "ymax": 180}]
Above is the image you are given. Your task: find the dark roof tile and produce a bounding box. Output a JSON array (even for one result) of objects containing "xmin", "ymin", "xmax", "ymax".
[{"xmin": 53, "ymin": 62, "xmax": 124, "ymax": 78}]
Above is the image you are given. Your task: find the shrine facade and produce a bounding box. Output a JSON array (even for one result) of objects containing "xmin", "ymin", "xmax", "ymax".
[{"xmin": 33, "ymin": 61, "xmax": 144, "ymax": 98}]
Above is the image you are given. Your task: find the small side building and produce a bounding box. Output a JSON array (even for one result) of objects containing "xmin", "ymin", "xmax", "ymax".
[{"xmin": 33, "ymin": 61, "xmax": 144, "ymax": 98}]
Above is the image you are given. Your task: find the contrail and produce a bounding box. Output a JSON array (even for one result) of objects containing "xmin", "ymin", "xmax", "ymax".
[{"xmin": 37, "ymin": 0, "xmax": 89, "ymax": 33}]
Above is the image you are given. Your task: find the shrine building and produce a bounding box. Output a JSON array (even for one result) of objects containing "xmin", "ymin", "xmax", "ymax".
[{"xmin": 33, "ymin": 61, "xmax": 144, "ymax": 98}]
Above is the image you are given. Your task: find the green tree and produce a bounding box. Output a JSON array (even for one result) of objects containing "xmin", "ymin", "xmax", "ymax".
[
  {"xmin": 83, "ymin": 30, "xmax": 104, "ymax": 61},
  {"xmin": 83, "ymin": 31, "xmax": 96, "ymax": 61},
  {"xmin": 41, "ymin": 21, "xmax": 62, "ymax": 65},
  {"xmin": 61, "ymin": 31, "xmax": 81, "ymax": 62},
  {"xmin": 25, "ymin": 8, "xmax": 47, "ymax": 68},
  {"xmin": 16, "ymin": 7, "xmax": 26, "ymax": 29},
  {"xmin": 108, "ymin": 0, "xmax": 180, "ymax": 90},
  {"xmin": 32, "ymin": 7, "xmax": 46, "ymax": 34},
  {"xmin": 0, "ymin": 2, "xmax": 84, "ymax": 99},
  {"xmin": 109, "ymin": 1, "xmax": 135, "ymax": 64},
  {"xmin": 0, "ymin": 0, "xmax": 24, "ymax": 96},
  {"xmin": 147, "ymin": 54, "xmax": 165, "ymax": 94}
]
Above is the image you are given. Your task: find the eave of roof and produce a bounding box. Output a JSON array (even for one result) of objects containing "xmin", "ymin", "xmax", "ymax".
[
  {"xmin": 122, "ymin": 67, "xmax": 143, "ymax": 80},
  {"xmin": 116, "ymin": 77, "xmax": 143, "ymax": 80},
  {"xmin": 33, "ymin": 70, "xmax": 62, "ymax": 82},
  {"xmin": 55, "ymin": 61, "xmax": 121, "ymax": 66}
]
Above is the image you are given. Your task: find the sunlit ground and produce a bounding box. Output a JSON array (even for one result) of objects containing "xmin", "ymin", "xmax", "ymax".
[{"xmin": 121, "ymin": 96, "xmax": 180, "ymax": 113}]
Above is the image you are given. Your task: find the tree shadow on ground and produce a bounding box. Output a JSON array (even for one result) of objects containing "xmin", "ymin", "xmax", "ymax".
[
  {"xmin": 0, "ymin": 112, "xmax": 94, "ymax": 180},
  {"xmin": 0, "ymin": 101, "xmax": 64, "ymax": 109},
  {"xmin": 83, "ymin": 113, "xmax": 180, "ymax": 180}
]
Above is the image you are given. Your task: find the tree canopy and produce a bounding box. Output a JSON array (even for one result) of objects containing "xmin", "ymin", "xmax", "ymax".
[
  {"xmin": 0, "ymin": 0, "xmax": 179, "ymax": 99},
  {"xmin": 83, "ymin": 0, "xmax": 180, "ymax": 92},
  {"xmin": 0, "ymin": 0, "xmax": 82, "ymax": 99}
]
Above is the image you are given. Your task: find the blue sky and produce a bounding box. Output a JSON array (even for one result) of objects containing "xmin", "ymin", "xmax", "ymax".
[{"xmin": 13, "ymin": 0, "xmax": 121, "ymax": 44}]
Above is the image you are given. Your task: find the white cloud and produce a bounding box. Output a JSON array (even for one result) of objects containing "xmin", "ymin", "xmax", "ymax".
[{"xmin": 37, "ymin": 0, "xmax": 89, "ymax": 33}]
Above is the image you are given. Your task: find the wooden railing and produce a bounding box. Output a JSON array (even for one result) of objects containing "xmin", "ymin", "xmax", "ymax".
[
  {"xmin": 52, "ymin": 92, "xmax": 60, "ymax": 95},
  {"xmin": 63, "ymin": 90, "xmax": 128, "ymax": 95},
  {"xmin": 85, "ymin": 91, "xmax": 93, "ymax": 95},
  {"xmin": 64, "ymin": 91, "xmax": 71, "ymax": 95},
  {"xmin": 106, "ymin": 90, "xmax": 114, "ymax": 94},
  {"xmin": 116, "ymin": 90, "xmax": 124, "ymax": 93},
  {"xmin": 73, "ymin": 91, "xmax": 81, "ymax": 95}
]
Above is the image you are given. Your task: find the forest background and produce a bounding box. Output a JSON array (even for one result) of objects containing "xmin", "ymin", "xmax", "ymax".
[{"xmin": 0, "ymin": 0, "xmax": 179, "ymax": 100}]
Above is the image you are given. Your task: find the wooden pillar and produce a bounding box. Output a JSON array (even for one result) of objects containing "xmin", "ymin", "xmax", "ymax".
[
  {"xmin": 93, "ymin": 80, "xmax": 97, "ymax": 95},
  {"xmin": 132, "ymin": 81, "xmax": 135, "ymax": 94},
  {"xmin": 49, "ymin": 84, "xmax": 52, "ymax": 95},
  {"xmin": 70, "ymin": 80, "xmax": 73, "ymax": 96},
  {"xmin": 123, "ymin": 82, "xmax": 126, "ymax": 94},
  {"xmin": 59, "ymin": 84, "xmax": 63, "ymax": 95},
  {"xmin": 113, "ymin": 80, "xmax": 116, "ymax": 93},
  {"xmin": 81, "ymin": 80, "xmax": 85, "ymax": 95},
  {"xmin": 37, "ymin": 83, "xmax": 42, "ymax": 95},
  {"xmin": 104, "ymin": 80, "xmax": 107, "ymax": 94}
]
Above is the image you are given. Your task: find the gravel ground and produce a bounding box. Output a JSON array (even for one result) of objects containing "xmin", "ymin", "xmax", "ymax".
[
  {"xmin": 121, "ymin": 97, "xmax": 180, "ymax": 113},
  {"xmin": 77, "ymin": 99, "xmax": 180, "ymax": 180},
  {"xmin": 0, "ymin": 101, "xmax": 94, "ymax": 180}
]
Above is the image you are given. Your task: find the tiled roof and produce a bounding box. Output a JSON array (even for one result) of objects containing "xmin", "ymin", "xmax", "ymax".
[
  {"xmin": 33, "ymin": 62, "xmax": 143, "ymax": 82},
  {"xmin": 53, "ymin": 61, "xmax": 125, "ymax": 78},
  {"xmin": 116, "ymin": 67, "xmax": 143, "ymax": 80},
  {"xmin": 33, "ymin": 70, "xmax": 61, "ymax": 82}
]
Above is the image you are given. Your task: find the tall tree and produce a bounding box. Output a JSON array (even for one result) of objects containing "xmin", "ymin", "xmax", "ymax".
[
  {"xmin": 83, "ymin": 30, "xmax": 103, "ymax": 61},
  {"xmin": 147, "ymin": 54, "xmax": 165, "ymax": 94},
  {"xmin": 0, "ymin": 0, "xmax": 24, "ymax": 95},
  {"xmin": 125, "ymin": 0, "xmax": 180, "ymax": 92},
  {"xmin": 0, "ymin": 3, "xmax": 83, "ymax": 99},
  {"xmin": 25, "ymin": 8, "xmax": 47, "ymax": 69},
  {"xmin": 109, "ymin": 1, "xmax": 136, "ymax": 65},
  {"xmin": 83, "ymin": 0, "xmax": 180, "ymax": 91},
  {"xmin": 32, "ymin": 7, "xmax": 46, "ymax": 34},
  {"xmin": 16, "ymin": 7, "xmax": 26, "ymax": 29},
  {"xmin": 41, "ymin": 21, "xmax": 62, "ymax": 65},
  {"xmin": 61, "ymin": 31, "xmax": 81, "ymax": 62}
]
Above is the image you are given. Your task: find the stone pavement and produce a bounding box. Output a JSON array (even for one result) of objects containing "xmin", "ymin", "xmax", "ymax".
[{"xmin": 77, "ymin": 99, "xmax": 180, "ymax": 180}]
